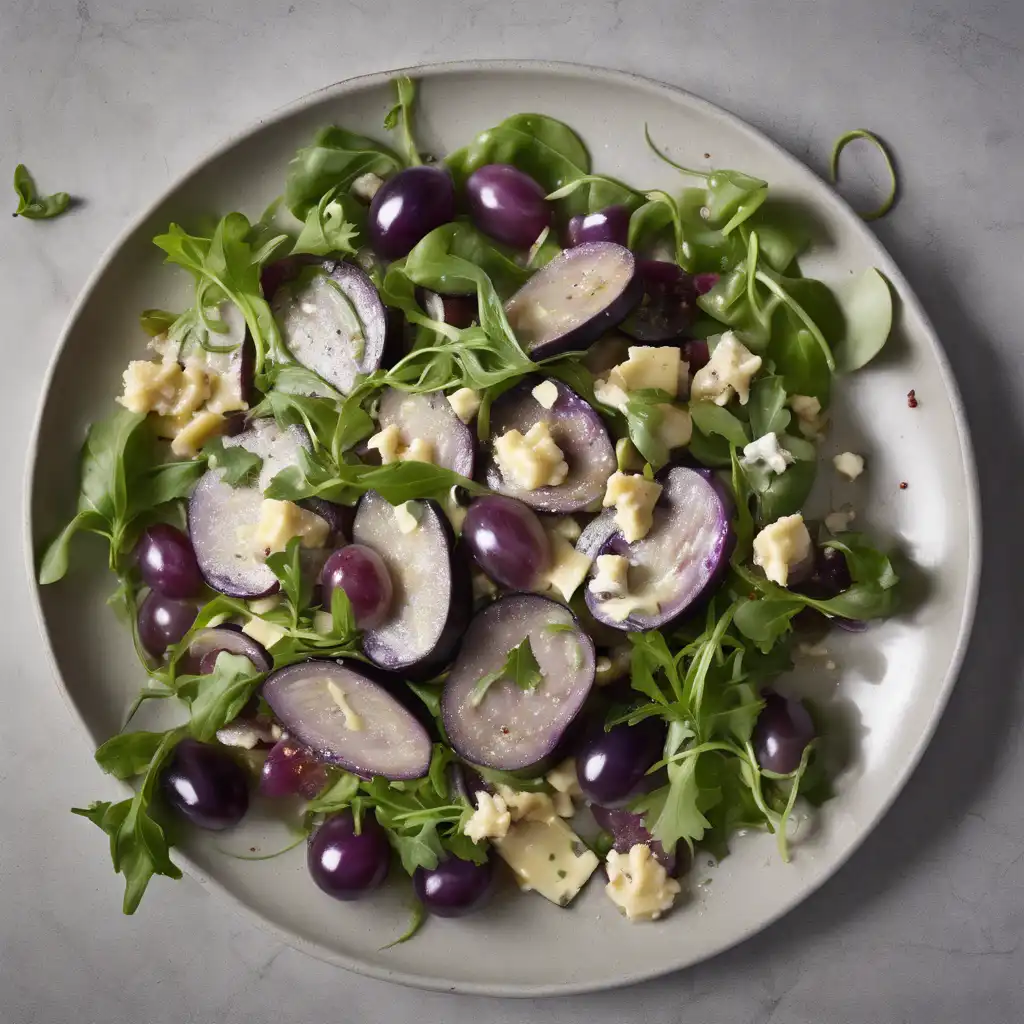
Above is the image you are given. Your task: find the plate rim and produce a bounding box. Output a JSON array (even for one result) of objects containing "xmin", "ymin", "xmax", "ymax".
[{"xmin": 23, "ymin": 58, "xmax": 982, "ymax": 997}]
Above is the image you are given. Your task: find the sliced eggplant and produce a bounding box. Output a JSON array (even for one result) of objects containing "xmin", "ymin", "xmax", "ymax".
[
  {"xmin": 352, "ymin": 491, "xmax": 471, "ymax": 675},
  {"xmin": 484, "ymin": 378, "xmax": 616, "ymax": 513},
  {"xmin": 619, "ymin": 260, "xmax": 697, "ymax": 343},
  {"xmin": 441, "ymin": 594, "xmax": 595, "ymax": 770},
  {"xmin": 188, "ymin": 419, "xmax": 328, "ymax": 598},
  {"xmin": 583, "ymin": 466, "xmax": 733, "ymax": 631},
  {"xmin": 262, "ymin": 660, "xmax": 432, "ymax": 780},
  {"xmin": 181, "ymin": 625, "xmax": 273, "ymax": 675},
  {"xmin": 377, "ymin": 387, "xmax": 475, "ymax": 477},
  {"xmin": 271, "ymin": 260, "xmax": 387, "ymax": 394},
  {"xmin": 504, "ymin": 242, "xmax": 641, "ymax": 359}
]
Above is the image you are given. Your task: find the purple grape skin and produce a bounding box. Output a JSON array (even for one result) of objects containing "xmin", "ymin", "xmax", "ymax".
[
  {"xmin": 135, "ymin": 524, "xmax": 204, "ymax": 599},
  {"xmin": 462, "ymin": 496, "xmax": 552, "ymax": 590},
  {"xmin": 752, "ymin": 692, "xmax": 816, "ymax": 775},
  {"xmin": 465, "ymin": 164, "xmax": 552, "ymax": 249},
  {"xmin": 369, "ymin": 166, "xmax": 456, "ymax": 259},
  {"xmin": 137, "ymin": 592, "xmax": 197, "ymax": 658},
  {"xmin": 619, "ymin": 260, "xmax": 697, "ymax": 342},
  {"xmin": 590, "ymin": 804, "xmax": 678, "ymax": 874},
  {"xmin": 414, "ymin": 855, "xmax": 496, "ymax": 918},
  {"xmin": 161, "ymin": 739, "xmax": 249, "ymax": 830},
  {"xmin": 565, "ymin": 205, "xmax": 629, "ymax": 248},
  {"xmin": 575, "ymin": 719, "xmax": 666, "ymax": 808},
  {"xmin": 796, "ymin": 546, "xmax": 854, "ymax": 600},
  {"xmin": 308, "ymin": 811, "xmax": 391, "ymax": 900},
  {"xmin": 260, "ymin": 738, "xmax": 329, "ymax": 799},
  {"xmin": 320, "ymin": 544, "xmax": 394, "ymax": 628}
]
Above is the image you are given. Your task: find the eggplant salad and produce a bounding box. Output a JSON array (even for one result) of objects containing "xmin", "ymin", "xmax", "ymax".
[{"xmin": 40, "ymin": 76, "xmax": 900, "ymax": 929}]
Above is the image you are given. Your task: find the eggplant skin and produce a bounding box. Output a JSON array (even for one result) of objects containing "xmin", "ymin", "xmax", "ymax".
[{"xmin": 356, "ymin": 496, "xmax": 473, "ymax": 680}]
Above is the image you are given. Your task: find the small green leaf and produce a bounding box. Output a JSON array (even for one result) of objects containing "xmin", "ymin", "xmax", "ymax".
[
  {"xmin": 383, "ymin": 75, "xmax": 422, "ymax": 167},
  {"xmin": 139, "ymin": 309, "xmax": 180, "ymax": 336},
  {"xmin": 829, "ymin": 130, "xmax": 898, "ymax": 222},
  {"xmin": 203, "ymin": 436, "xmax": 263, "ymax": 487},
  {"xmin": 13, "ymin": 163, "xmax": 71, "ymax": 219},
  {"xmin": 688, "ymin": 402, "xmax": 750, "ymax": 447},
  {"xmin": 469, "ymin": 636, "xmax": 543, "ymax": 707},
  {"xmin": 265, "ymin": 537, "xmax": 311, "ymax": 628},
  {"xmin": 380, "ymin": 900, "xmax": 427, "ymax": 949},
  {"xmin": 389, "ymin": 819, "xmax": 444, "ymax": 875},
  {"xmin": 38, "ymin": 509, "xmax": 107, "ymax": 584},
  {"xmin": 176, "ymin": 652, "xmax": 265, "ymax": 741},
  {"xmin": 94, "ymin": 731, "xmax": 169, "ymax": 780},
  {"xmin": 833, "ymin": 268, "xmax": 893, "ymax": 373},
  {"xmin": 306, "ymin": 771, "xmax": 361, "ymax": 814}
]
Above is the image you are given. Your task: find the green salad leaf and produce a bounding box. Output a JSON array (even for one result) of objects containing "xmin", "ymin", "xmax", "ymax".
[
  {"xmin": 469, "ymin": 636, "xmax": 543, "ymax": 707},
  {"xmin": 829, "ymin": 129, "xmax": 898, "ymax": 222},
  {"xmin": 291, "ymin": 186, "xmax": 363, "ymax": 257},
  {"xmin": 13, "ymin": 163, "xmax": 70, "ymax": 219},
  {"xmin": 266, "ymin": 536, "xmax": 312, "ymax": 628},
  {"xmin": 176, "ymin": 651, "xmax": 266, "ymax": 742},
  {"xmin": 202, "ymin": 436, "xmax": 263, "ymax": 487},
  {"xmin": 384, "ymin": 74, "xmax": 422, "ymax": 166}
]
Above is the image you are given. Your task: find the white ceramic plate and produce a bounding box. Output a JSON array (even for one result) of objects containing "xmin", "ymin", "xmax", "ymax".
[{"xmin": 27, "ymin": 61, "xmax": 980, "ymax": 996}]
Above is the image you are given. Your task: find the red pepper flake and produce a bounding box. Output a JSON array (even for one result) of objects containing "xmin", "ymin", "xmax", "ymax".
[
  {"xmin": 907, "ymin": 389, "xmax": 918, "ymax": 408},
  {"xmin": 899, "ymin": 481, "xmax": 909, "ymax": 490},
  {"xmin": 703, "ymin": 152, "xmax": 711, "ymax": 159},
  {"xmin": 500, "ymin": 727, "xmax": 510, "ymax": 735}
]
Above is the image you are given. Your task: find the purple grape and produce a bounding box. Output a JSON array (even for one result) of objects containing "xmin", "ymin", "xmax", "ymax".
[
  {"xmin": 260, "ymin": 738, "xmax": 329, "ymax": 799},
  {"xmin": 693, "ymin": 272, "xmax": 720, "ymax": 295},
  {"xmin": 137, "ymin": 592, "xmax": 197, "ymax": 658},
  {"xmin": 462, "ymin": 496, "xmax": 551, "ymax": 590},
  {"xmin": 575, "ymin": 719, "xmax": 666, "ymax": 808},
  {"xmin": 619, "ymin": 260, "xmax": 697, "ymax": 342},
  {"xmin": 682, "ymin": 339, "xmax": 710, "ymax": 373},
  {"xmin": 308, "ymin": 810, "xmax": 391, "ymax": 900},
  {"xmin": 414, "ymin": 855, "xmax": 495, "ymax": 918},
  {"xmin": 135, "ymin": 524, "xmax": 203, "ymax": 599},
  {"xmin": 796, "ymin": 546, "xmax": 853, "ymax": 600},
  {"xmin": 320, "ymin": 544, "xmax": 394, "ymax": 628},
  {"xmin": 369, "ymin": 166, "xmax": 456, "ymax": 259},
  {"xmin": 752, "ymin": 692, "xmax": 816, "ymax": 775},
  {"xmin": 565, "ymin": 205, "xmax": 629, "ymax": 247},
  {"xmin": 465, "ymin": 164, "xmax": 552, "ymax": 249},
  {"xmin": 161, "ymin": 739, "xmax": 249, "ymax": 830}
]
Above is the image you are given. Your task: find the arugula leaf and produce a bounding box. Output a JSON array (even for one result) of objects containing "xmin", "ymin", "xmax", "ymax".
[
  {"xmin": 469, "ymin": 637, "xmax": 543, "ymax": 707},
  {"xmin": 688, "ymin": 402, "xmax": 750, "ymax": 448},
  {"xmin": 175, "ymin": 652, "xmax": 265, "ymax": 742},
  {"xmin": 71, "ymin": 727, "xmax": 185, "ymax": 914},
  {"xmin": 628, "ymin": 631, "xmax": 682, "ymax": 705},
  {"xmin": 389, "ymin": 820, "xmax": 445, "ymax": 874},
  {"xmin": 266, "ymin": 537, "xmax": 312, "ymax": 628},
  {"xmin": 383, "ymin": 75, "xmax": 422, "ymax": 166},
  {"xmin": 306, "ymin": 770, "xmax": 361, "ymax": 814},
  {"xmin": 747, "ymin": 376, "xmax": 791, "ymax": 439},
  {"xmin": 139, "ymin": 309, "xmax": 180, "ymax": 336},
  {"xmin": 38, "ymin": 509, "xmax": 108, "ymax": 585},
  {"xmin": 291, "ymin": 186, "xmax": 363, "ymax": 257},
  {"xmin": 380, "ymin": 901, "xmax": 427, "ymax": 949},
  {"xmin": 733, "ymin": 597, "xmax": 802, "ymax": 652},
  {"xmin": 203, "ymin": 436, "xmax": 263, "ymax": 487},
  {"xmin": 284, "ymin": 126, "xmax": 402, "ymax": 220},
  {"xmin": 266, "ymin": 449, "xmax": 488, "ymax": 506},
  {"xmin": 94, "ymin": 730, "xmax": 170, "ymax": 780},
  {"xmin": 13, "ymin": 163, "xmax": 70, "ymax": 219},
  {"xmin": 832, "ymin": 268, "xmax": 893, "ymax": 373},
  {"xmin": 824, "ymin": 533, "xmax": 899, "ymax": 589}
]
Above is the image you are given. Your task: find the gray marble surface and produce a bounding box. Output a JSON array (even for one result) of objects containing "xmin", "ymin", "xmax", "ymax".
[{"xmin": 2, "ymin": 0, "xmax": 1023, "ymax": 1020}]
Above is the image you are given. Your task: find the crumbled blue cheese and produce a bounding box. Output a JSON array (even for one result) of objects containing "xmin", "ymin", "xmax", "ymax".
[
  {"xmin": 690, "ymin": 332, "xmax": 762, "ymax": 406},
  {"xmin": 463, "ymin": 791, "xmax": 512, "ymax": 842},
  {"xmin": 366, "ymin": 423, "xmax": 435, "ymax": 465},
  {"xmin": 545, "ymin": 759, "xmax": 583, "ymax": 818},
  {"xmin": 541, "ymin": 532, "xmax": 592, "ymax": 601},
  {"xmin": 531, "ymin": 379, "xmax": 560, "ymax": 409},
  {"xmin": 742, "ymin": 432, "xmax": 795, "ymax": 475},
  {"xmin": 833, "ymin": 451, "xmax": 865, "ymax": 480},
  {"xmin": 824, "ymin": 507, "xmax": 856, "ymax": 534},
  {"xmin": 253, "ymin": 499, "xmax": 330, "ymax": 554},
  {"xmin": 790, "ymin": 394, "xmax": 825, "ymax": 439},
  {"xmin": 493, "ymin": 421, "xmax": 569, "ymax": 490},
  {"xmin": 393, "ymin": 501, "xmax": 422, "ymax": 534},
  {"xmin": 614, "ymin": 346, "xmax": 684, "ymax": 397},
  {"xmin": 446, "ymin": 387, "xmax": 482, "ymax": 424},
  {"xmin": 752, "ymin": 513, "xmax": 812, "ymax": 586},
  {"xmin": 656, "ymin": 403, "xmax": 693, "ymax": 449},
  {"xmin": 351, "ymin": 171, "xmax": 384, "ymax": 202},
  {"xmin": 588, "ymin": 554, "xmax": 629, "ymax": 598},
  {"xmin": 547, "ymin": 515, "xmax": 581, "ymax": 542},
  {"xmin": 605, "ymin": 844, "xmax": 681, "ymax": 921},
  {"xmin": 602, "ymin": 472, "xmax": 663, "ymax": 543}
]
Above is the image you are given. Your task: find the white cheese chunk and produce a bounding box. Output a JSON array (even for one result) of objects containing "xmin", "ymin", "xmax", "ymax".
[
  {"xmin": 351, "ymin": 171, "xmax": 384, "ymax": 202},
  {"xmin": 393, "ymin": 500, "xmax": 422, "ymax": 534},
  {"xmin": 824, "ymin": 508, "xmax": 856, "ymax": 534},
  {"xmin": 326, "ymin": 679, "xmax": 364, "ymax": 731},
  {"xmin": 494, "ymin": 813, "xmax": 599, "ymax": 906},
  {"xmin": 493, "ymin": 421, "xmax": 569, "ymax": 490},
  {"xmin": 403, "ymin": 437, "xmax": 435, "ymax": 464},
  {"xmin": 790, "ymin": 394, "xmax": 825, "ymax": 439},
  {"xmin": 588, "ymin": 554, "xmax": 629, "ymax": 598},
  {"xmin": 690, "ymin": 332, "xmax": 762, "ymax": 406},
  {"xmin": 497, "ymin": 786, "xmax": 560, "ymax": 824},
  {"xmin": 313, "ymin": 609, "xmax": 335, "ymax": 635},
  {"xmin": 597, "ymin": 591, "xmax": 664, "ymax": 623},
  {"xmin": 605, "ymin": 843, "xmax": 681, "ymax": 921},
  {"xmin": 366, "ymin": 423, "xmax": 435, "ymax": 465},
  {"xmin": 542, "ymin": 532, "xmax": 592, "ymax": 601},
  {"xmin": 546, "ymin": 759, "xmax": 583, "ymax": 800},
  {"xmin": 547, "ymin": 515, "xmax": 581, "ymax": 542},
  {"xmin": 742, "ymin": 432, "xmax": 795, "ymax": 475},
  {"xmin": 531, "ymin": 379, "xmax": 560, "ymax": 410},
  {"xmin": 752, "ymin": 513, "xmax": 812, "ymax": 587},
  {"xmin": 602, "ymin": 472, "xmax": 663, "ymax": 543},
  {"xmin": 249, "ymin": 595, "xmax": 282, "ymax": 616},
  {"xmin": 463, "ymin": 791, "xmax": 512, "ymax": 842},
  {"xmin": 833, "ymin": 451, "xmax": 865, "ymax": 480},
  {"xmin": 616, "ymin": 346, "xmax": 683, "ymax": 397},
  {"xmin": 215, "ymin": 720, "xmax": 279, "ymax": 750},
  {"xmin": 242, "ymin": 616, "xmax": 287, "ymax": 650},
  {"xmin": 446, "ymin": 387, "xmax": 482, "ymax": 424},
  {"xmin": 656, "ymin": 403, "xmax": 692, "ymax": 449},
  {"xmin": 253, "ymin": 499, "xmax": 330, "ymax": 554},
  {"xmin": 593, "ymin": 374, "xmax": 629, "ymax": 411},
  {"xmin": 169, "ymin": 410, "xmax": 226, "ymax": 457}
]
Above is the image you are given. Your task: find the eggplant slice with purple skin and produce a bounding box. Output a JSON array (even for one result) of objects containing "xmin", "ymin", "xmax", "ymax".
[
  {"xmin": 376, "ymin": 387, "xmax": 475, "ymax": 477},
  {"xmin": 442, "ymin": 594, "xmax": 595, "ymax": 771},
  {"xmin": 352, "ymin": 491, "xmax": 471, "ymax": 675},
  {"xmin": 504, "ymin": 242, "xmax": 641, "ymax": 359},
  {"xmin": 271, "ymin": 259, "xmax": 388, "ymax": 394},
  {"xmin": 581, "ymin": 465, "xmax": 734, "ymax": 632},
  {"xmin": 262, "ymin": 660, "xmax": 432, "ymax": 780},
  {"xmin": 590, "ymin": 805, "xmax": 681, "ymax": 875},
  {"xmin": 188, "ymin": 418, "xmax": 330, "ymax": 598},
  {"xmin": 484, "ymin": 378, "xmax": 616, "ymax": 513},
  {"xmin": 180, "ymin": 625, "xmax": 273, "ymax": 675}
]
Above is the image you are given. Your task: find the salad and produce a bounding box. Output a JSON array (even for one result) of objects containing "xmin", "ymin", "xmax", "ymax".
[{"xmin": 38, "ymin": 75, "xmax": 900, "ymax": 931}]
